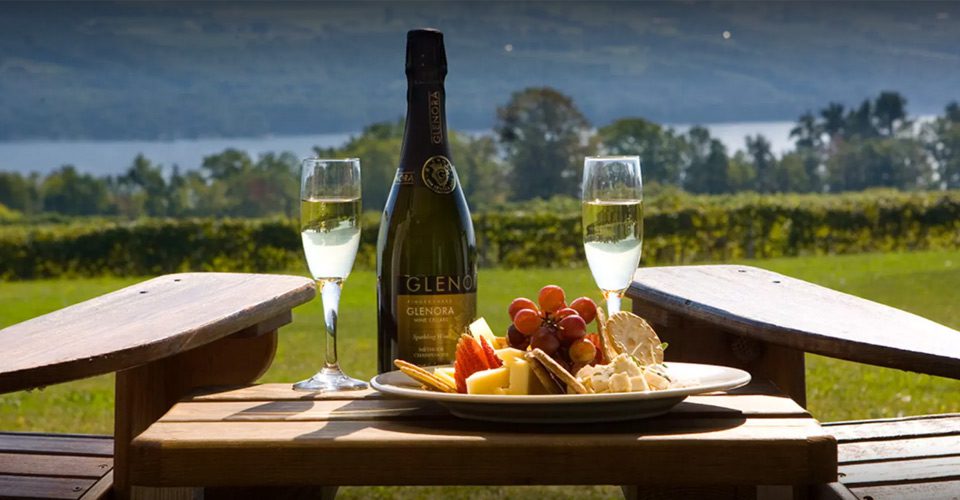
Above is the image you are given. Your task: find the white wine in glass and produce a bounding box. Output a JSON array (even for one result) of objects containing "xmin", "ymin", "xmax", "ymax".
[
  {"xmin": 301, "ymin": 197, "xmax": 362, "ymax": 280},
  {"xmin": 582, "ymin": 156, "xmax": 643, "ymax": 315},
  {"xmin": 294, "ymin": 158, "xmax": 368, "ymax": 392}
]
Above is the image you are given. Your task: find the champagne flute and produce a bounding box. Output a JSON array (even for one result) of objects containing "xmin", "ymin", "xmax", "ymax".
[
  {"xmin": 581, "ymin": 156, "xmax": 643, "ymax": 316},
  {"xmin": 294, "ymin": 158, "xmax": 368, "ymax": 392}
]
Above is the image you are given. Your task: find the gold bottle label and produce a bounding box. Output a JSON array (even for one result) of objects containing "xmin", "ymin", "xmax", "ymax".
[
  {"xmin": 421, "ymin": 155, "xmax": 457, "ymax": 194},
  {"xmin": 396, "ymin": 274, "xmax": 476, "ymax": 366}
]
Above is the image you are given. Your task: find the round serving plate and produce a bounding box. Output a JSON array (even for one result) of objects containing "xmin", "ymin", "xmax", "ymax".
[{"xmin": 371, "ymin": 362, "xmax": 751, "ymax": 423}]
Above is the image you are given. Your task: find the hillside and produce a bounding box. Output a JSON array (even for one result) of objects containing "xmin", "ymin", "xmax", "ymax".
[{"xmin": 0, "ymin": 1, "xmax": 958, "ymax": 140}]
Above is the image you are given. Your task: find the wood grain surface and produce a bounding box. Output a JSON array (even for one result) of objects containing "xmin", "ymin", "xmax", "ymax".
[
  {"xmin": 628, "ymin": 265, "xmax": 960, "ymax": 380},
  {"xmin": 0, "ymin": 433, "xmax": 113, "ymax": 500},
  {"xmin": 128, "ymin": 383, "xmax": 836, "ymax": 488},
  {"xmin": 0, "ymin": 273, "xmax": 315, "ymax": 393},
  {"xmin": 827, "ymin": 414, "xmax": 960, "ymax": 499}
]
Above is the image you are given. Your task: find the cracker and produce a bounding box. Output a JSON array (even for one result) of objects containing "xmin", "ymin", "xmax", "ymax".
[
  {"xmin": 394, "ymin": 360, "xmax": 457, "ymax": 393},
  {"xmin": 606, "ymin": 312, "xmax": 664, "ymax": 366},
  {"xmin": 528, "ymin": 348, "xmax": 591, "ymax": 394},
  {"xmin": 596, "ymin": 307, "xmax": 622, "ymax": 361},
  {"xmin": 523, "ymin": 352, "xmax": 564, "ymax": 394}
]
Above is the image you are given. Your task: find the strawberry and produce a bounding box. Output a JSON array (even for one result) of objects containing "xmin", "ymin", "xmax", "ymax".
[
  {"xmin": 454, "ymin": 358, "xmax": 467, "ymax": 393},
  {"xmin": 454, "ymin": 334, "xmax": 492, "ymax": 392},
  {"xmin": 480, "ymin": 336, "xmax": 503, "ymax": 368}
]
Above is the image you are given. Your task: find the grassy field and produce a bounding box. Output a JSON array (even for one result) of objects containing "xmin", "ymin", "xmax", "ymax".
[{"xmin": 2, "ymin": 250, "xmax": 959, "ymax": 498}]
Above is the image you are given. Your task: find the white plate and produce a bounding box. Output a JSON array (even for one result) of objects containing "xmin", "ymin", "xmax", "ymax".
[{"xmin": 370, "ymin": 362, "xmax": 751, "ymax": 423}]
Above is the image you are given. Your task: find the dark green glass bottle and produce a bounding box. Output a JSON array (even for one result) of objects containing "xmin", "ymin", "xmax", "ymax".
[{"xmin": 377, "ymin": 29, "xmax": 478, "ymax": 373}]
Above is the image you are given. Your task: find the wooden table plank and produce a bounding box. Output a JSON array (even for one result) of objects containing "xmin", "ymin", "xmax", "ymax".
[
  {"xmin": 840, "ymin": 455, "xmax": 960, "ymax": 487},
  {"xmin": 130, "ymin": 415, "xmax": 835, "ymax": 487},
  {"xmin": 825, "ymin": 415, "xmax": 960, "ymax": 443},
  {"xmin": 0, "ymin": 453, "xmax": 112, "ymax": 479},
  {"xmin": 186, "ymin": 381, "xmax": 791, "ymax": 402},
  {"xmin": 0, "ymin": 474, "xmax": 95, "ymax": 499},
  {"xmin": 851, "ymin": 480, "xmax": 960, "ymax": 500},
  {"xmin": 839, "ymin": 435, "xmax": 960, "ymax": 464},
  {"xmin": 159, "ymin": 394, "xmax": 808, "ymax": 423},
  {"xmin": 0, "ymin": 273, "xmax": 315, "ymax": 393},
  {"xmin": 628, "ymin": 265, "xmax": 960, "ymax": 379},
  {"xmin": 0, "ymin": 433, "xmax": 112, "ymax": 457}
]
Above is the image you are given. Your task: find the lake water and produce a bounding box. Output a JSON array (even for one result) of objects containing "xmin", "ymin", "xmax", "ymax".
[{"xmin": 0, "ymin": 121, "xmax": 798, "ymax": 176}]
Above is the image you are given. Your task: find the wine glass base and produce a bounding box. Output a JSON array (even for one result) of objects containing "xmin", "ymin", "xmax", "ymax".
[{"xmin": 293, "ymin": 367, "xmax": 368, "ymax": 392}]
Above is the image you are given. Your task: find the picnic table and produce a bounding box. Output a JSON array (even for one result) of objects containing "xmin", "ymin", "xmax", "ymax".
[
  {"xmin": 2, "ymin": 266, "xmax": 959, "ymax": 500},
  {"xmin": 126, "ymin": 382, "xmax": 834, "ymax": 498}
]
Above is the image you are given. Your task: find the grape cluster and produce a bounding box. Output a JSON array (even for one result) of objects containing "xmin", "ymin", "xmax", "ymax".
[{"xmin": 507, "ymin": 285, "xmax": 601, "ymax": 369}]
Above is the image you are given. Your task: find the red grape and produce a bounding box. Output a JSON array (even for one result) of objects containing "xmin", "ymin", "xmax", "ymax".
[
  {"xmin": 585, "ymin": 334, "xmax": 604, "ymax": 365},
  {"xmin": 508, "ymin": 297, "xmax": 538, "ymax": 319},
  {"xmin": 531, "ymin": 327, "xmax": 560, "ymax": 355},
  {"xmin": 558, "ymin": 314, "xmax": 587, "ymax": 342},
  {"xmin": 507, "ymin": 325, "xmax": 530, "ymax": 350},
  {"xmin": 555, "ymin": 307, "xmax": 578, "ymax": 319},
  {"xmin": 569, "ymin": 297, "xmax": 598, "ymax": 324},
  {"xmin": 538, "ymin": 285, "xmax": 566, "ymax": 313},
  {"xmin": 512, "ymin": 308, "xmax": 541, "ymax": 335},
  {"xmin": 569, "ymin": 338, "xmax": 598, "ymax": 364}
]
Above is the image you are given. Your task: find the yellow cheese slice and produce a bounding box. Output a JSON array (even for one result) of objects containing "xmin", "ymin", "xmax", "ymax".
[{"xmin": 466, "ymin": 367, "xmax": 509, "ymax": 394}]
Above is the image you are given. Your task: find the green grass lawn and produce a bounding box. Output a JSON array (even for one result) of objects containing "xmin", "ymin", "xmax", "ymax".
[{"xmin": 2, "ymin": 250, "xmax": 959, "ymax": 498}]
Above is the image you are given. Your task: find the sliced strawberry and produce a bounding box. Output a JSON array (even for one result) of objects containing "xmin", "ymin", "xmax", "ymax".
[
  {"xmin": 479, "ymin": 336, "xmax": 502, "ymax": 368},
  {"xmin": 454, "ymin": 334, "xmax": 491, "ymax": 389},
  {"xmin": 454, "ymin": 359, "xmax": 467, "ymax": 393}
]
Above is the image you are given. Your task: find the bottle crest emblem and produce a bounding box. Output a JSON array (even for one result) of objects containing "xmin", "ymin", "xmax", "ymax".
[{"xmin": 421, "ymin": 155, "xmax": 456, "ymax": 194}]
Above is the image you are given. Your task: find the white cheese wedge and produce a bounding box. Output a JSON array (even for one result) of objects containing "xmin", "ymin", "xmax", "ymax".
[
  {"xmin": 608, "ymin": 372, "xmax": 632, "ymax": 393},
  {"xmin": 468, "ymin": 318, "xmax": 497, "ymax": 346},
  {"xmin": 494, "ymin": 347, "xmax": 526, "ymax": 365},
  {"xmin": 466, "ymin": 367, "xmax": 509, "ymax": 395}
]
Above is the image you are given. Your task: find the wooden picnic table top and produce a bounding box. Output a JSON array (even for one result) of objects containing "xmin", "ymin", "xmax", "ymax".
[{"xmin": 128, "ymin": 382, "xmax": 837, "ymax": 488}]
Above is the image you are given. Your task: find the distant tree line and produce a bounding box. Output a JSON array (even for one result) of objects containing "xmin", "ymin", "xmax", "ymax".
[{"xmin": 1, "ymin": 89, "xmax": 959, "ymax": 218}]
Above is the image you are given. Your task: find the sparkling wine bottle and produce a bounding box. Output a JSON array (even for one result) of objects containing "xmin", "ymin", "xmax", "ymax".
[{"xmin": 376, "ymin": 29, "xmax": 477, "ymax": 373}]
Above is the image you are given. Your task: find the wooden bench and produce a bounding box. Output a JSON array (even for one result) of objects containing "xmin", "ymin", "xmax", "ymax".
[
  {"xmin": 0, "ymin": 433, "xmax": 113, "ymax": 500},
  {"xmin": 627, "ymin": 265, "xmax": 960, "ymax": 500},
  {"xmin": 0, "ymin": 273, "xmax": 316, "ymax": 499}
]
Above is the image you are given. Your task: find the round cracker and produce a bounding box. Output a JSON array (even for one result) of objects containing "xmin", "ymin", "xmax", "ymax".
[{"xmin": 605, "ymin": 312, "xmax": 664, "ymax": 365}]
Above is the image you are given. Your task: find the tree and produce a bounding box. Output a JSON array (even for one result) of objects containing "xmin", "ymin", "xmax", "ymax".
[
  {"xmin": 923, "ymin": 101, "xmax": 960, "ymax": 189},
  {"xmin": 597, "ymin": 117, "xmax": 685, "ymax": 186},
  {"xmin": 451, "ymin": 133, "xmax": 510, "ymax": 208},
  {"xmin": 41, "ymin": 165, "xmax": 111, "ymax": 215},
  {"xmin": 495, "ymin": 87, "xmax": 591, "ymax": 199},
  {"xmin": 683, "ymin": 126, "xmax": 729, "ymax": 194},
  {"xmin": 746, "ymin": 135, "xmax": 778, "ymax": 193},
  {"xmin": 873, "ymin": 91, "xmax": 908, "ymax": 137},
  {"xmin": 789, "ymin": 112, "xmax": 825, "ymax": 192},
  {"xmin": 0, "ymin": 171, "xmax": 39, "ymax": 213},
  {"xmin": 820, "ymin": 102, "xmax": 847, "ymax": 142},
  {"xmin": 826, "ymin": 138, "xmax": 929, "ymax": 191},
  {"xmin": 845, "ymin": 100, "xmax": 878, "ymax": 139},
  {"xmin": 321, "ymin": 119, "xmax": 404, "ymax": 213},
  {"xmin": 789, "ymin": 112, "xmax": 823, "ymax": 151},
  {"xmin": 118, "ymin": 154, "xmax": 168, "ymax": 216},
  {"xmin": 201, "ymin": 148, "xmax": 255, "ymax": 181},
  {"xmin": 726, "ymin": 151, "xmax": 756, "ymax": 192}
]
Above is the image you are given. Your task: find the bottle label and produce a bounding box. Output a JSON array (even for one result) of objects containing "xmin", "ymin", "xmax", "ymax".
[
  {"xmin": 394, "ymin": 171, "xmax": 415, "ymax": 185},
  {"xmin": 421, "ymin": 155, "xmax": 456, "ymax": 194},
  {"xmin": 396, "ymin": 274, "xmax": 477, "ymax": 366}
]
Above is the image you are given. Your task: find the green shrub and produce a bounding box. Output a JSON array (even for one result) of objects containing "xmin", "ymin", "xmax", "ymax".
[{"xmin": 1, "ymin": 191, "xmax": 958, "ymax": 280}]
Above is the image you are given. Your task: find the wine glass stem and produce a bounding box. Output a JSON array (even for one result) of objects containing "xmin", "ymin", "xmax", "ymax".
[
  {"xmin": 319, "ymin": 279, "xmax": 342, "ymax": 370},
  {"xmin": 604, "ymin": 291, "xmax": 623, "ymax": 316}
]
